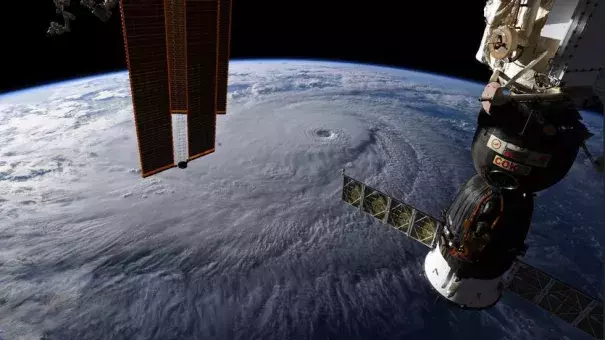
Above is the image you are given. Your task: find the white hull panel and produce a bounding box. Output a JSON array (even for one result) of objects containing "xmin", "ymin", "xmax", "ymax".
[{"xmin": 423, "ymin": 244, "xmax": 503, "ymax": 309}]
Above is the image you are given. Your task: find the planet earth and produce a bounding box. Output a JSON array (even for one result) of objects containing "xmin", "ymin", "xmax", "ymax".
[{"xmin": 0, "ymin": 60, "xmax": 602, "ymax": 340}]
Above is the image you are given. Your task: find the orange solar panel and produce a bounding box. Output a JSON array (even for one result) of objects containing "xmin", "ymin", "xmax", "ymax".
[
  {"xmin": 165, "ymin": 0, "xmax": 187, "ymax": 112},
  {"xmin": 120, "ymin": 0, "xmax": 226, "ymax": 176},
  {"xmin": 216, "ymin": 0, "xmax": 233, "ymax": 115},
  {"xmin": 119, "ymin": 1, "xmax": 175, "ymax": 177},
  {"xmin": 186, "ymin": 0, "xmax": 219, "ymax": 160}
]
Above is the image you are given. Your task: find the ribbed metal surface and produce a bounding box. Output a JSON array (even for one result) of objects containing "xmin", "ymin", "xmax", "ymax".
[
  {"xmin": 215, "ymin": 0, "xmax": 232, "ymax": 114},
  {"xmin": 186, "ymin": 0, "xmax": 218, "ymax": 159},
  {"xmin": 120, "ymin": 0, "xmax": 175, "ymax": 177},
  {"xmin": 171, "ymin": 113, "xmax": 188, "ymax": 164}
]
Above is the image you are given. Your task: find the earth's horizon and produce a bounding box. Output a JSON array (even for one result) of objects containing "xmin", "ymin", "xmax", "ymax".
[
  {"xmin": 0, "ymin": 59, "xmax": 491, "ymax": 100},
  {"xmin": 0, "ymin": 59, "xmax": 602, "ymax": 340}
]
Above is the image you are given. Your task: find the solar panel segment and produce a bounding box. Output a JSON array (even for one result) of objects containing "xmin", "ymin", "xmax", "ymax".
[
  {"xmin": 119, "ymin": 0, "xmax": 175, "ymax": 177},
  {"xmin": 216, "ymin": 0, "xmax": 233, "ymax": 115}
]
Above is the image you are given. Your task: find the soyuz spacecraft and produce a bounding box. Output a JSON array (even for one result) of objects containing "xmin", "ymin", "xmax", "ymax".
[
  {"xmin": 46, "ymin": 0, "xmax": 604, "ymax": 339},
  {"xmin": 342, "ymin": 1, "xmax": 605, "ymax": 339}
]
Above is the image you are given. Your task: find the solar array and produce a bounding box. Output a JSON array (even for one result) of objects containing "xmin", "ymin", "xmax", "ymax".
[
  {"xmin": 119, "ymin": 0, "xmax": 233, "ymax": 177},
  {"xmin": 507, "ymin": 262, "xmax": 603, "ymax": 339},
  {"xmin": 341, "ymin": 173, "xmax": 440, "ymax": 247}
]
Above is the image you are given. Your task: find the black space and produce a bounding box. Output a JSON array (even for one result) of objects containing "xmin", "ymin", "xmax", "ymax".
[{"xmin": 1, "ymin": 2, "xmax": 491, "ymax": 95}]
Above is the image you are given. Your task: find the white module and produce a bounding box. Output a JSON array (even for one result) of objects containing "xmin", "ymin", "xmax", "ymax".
[
  {"xmin": 476, "ymin": 0, "xmax": 605, "ymax": 108},
  {"xmin": 423, "ymin": 242, "xmax": 504, "ymax": 309}
]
